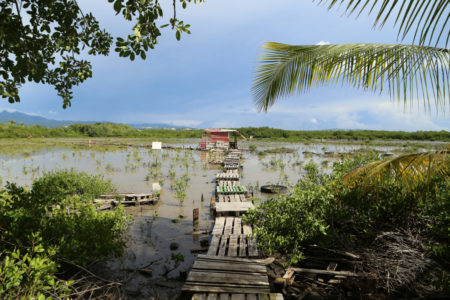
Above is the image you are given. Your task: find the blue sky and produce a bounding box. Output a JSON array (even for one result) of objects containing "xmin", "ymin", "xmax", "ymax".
[{"xmin": 1, "ymin": 0, "xmax": 449, "ymax": 131}]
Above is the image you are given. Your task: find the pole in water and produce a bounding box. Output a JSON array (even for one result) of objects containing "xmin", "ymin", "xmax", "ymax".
[
  {"xmin": 201, "ymin": 193, "xmax": 204, "ymax": 202},
  {"xmin": 193, "ymin": 208, "xmax": 199, "ymax": 232}
]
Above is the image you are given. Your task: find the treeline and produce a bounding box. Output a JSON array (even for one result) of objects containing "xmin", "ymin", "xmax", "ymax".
[
  {"xmin": 0, "ymin": 122, "xmax": 449, "ymax": 141},
  {"xmin": 238, "ymin": 126, "xmax": 450, "ymax": 141},
  {"xmin": 0, "ymin": 122, "xmax": 202, "ymax": 138}
]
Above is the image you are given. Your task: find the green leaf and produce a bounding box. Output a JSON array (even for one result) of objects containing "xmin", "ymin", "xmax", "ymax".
[
  {"xmin": 253, "ymin": 42, "xmax": 449, "ymax": 114},
  {"xmin": 176, "ymin": 31, "xmax": 181, "ymax": 41}
]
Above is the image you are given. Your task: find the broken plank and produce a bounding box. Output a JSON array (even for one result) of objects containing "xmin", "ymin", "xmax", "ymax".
[{"xmin": 292, "ymin": 267, "xmax": 358, "ymax": 277}]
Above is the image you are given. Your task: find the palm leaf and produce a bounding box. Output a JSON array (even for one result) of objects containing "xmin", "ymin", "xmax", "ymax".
[
  {"xmin": 343, "ymin": 150, "xmax": 450, "ymax": 192},
  {"xmin": 315, "ymin": 0, "xmax": 450, "ymax": 48},
  {"xmin": 252, "ymin": 42, "xmax": 449, "ymax": 112}
]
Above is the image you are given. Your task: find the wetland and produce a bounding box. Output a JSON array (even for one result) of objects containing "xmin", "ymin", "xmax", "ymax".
[{"xmin": 0, "ymin": 137, "xmax": 448, "ymax": 298}]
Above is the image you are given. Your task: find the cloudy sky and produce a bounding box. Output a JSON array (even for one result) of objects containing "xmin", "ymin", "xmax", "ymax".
[{"xmin": 1, "ymin": 0, "xmax": 449, "ymax": 130}]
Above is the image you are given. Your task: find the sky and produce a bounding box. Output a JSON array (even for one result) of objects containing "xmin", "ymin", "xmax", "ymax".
[{"xmin": 1, "ymin": 0, "xmax": 449, "ymax": 131}]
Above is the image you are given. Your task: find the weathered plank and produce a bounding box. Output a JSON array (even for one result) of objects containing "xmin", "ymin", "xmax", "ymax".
[
  {"xmin": 292, "ymin": 267, "xmax": 359, "ymax": 277},
  {"xmin": 228, "ymin": 235, "xmax": 238, "ymax": 257},
  {"xmin": 233, "ymin": 218, "xmax": 242, "ymax": 234},
  {"xmin": 239, "ymin": 235, "xmax": 247, "ymax": 257},
  {"xmin": 224, "ymin": 218, "xmax": 233, "ymax": 235},
  {"xmin": 248, "ymin": 237, "xmax": 259, "ymax": 257},
  {"xmin": 212, "ymin": 217, "xmax": 226, "ymax": 235},
  {"xmin": 183, "ymin": 256, "xmax": 270, "ymax": 294},
  {"xmin": 190, "ymin": 293, "xmax": 282, "ymax": 300},
  {"xmin": 208, "ymin": 235, "xmax": 221, "ymax": 256},
  {"xmin": 215, "ymin": 202, "xmax": 254, "ymax": 216},
  {"xmin": 218, "ymin": 235, "xmax": 228, "ymax": 256}
]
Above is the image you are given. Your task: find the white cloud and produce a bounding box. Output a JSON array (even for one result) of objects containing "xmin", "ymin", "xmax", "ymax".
[
  {"xmin": 48, "ymin": 110, "xmax": 57, "ymax": 114},
  {"xmin": 316, "ymin": 40, "xmax": 331, "ymax": 45},
  {"xmin": 310, "ymin": 118, "xmax": 318, "ymax": 124},
  {"xmin": 266, "ymin": 97, "xmax": 449, "ymax": 131}
]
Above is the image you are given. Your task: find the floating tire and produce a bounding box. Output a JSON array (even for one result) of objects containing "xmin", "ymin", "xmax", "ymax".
[{"xmin": 260, "ymin": 184, "xmax": 288, "ymax": 194}]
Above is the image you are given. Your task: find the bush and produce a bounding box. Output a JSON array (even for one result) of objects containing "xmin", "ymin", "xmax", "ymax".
[
  {"xmin": 0, "ymin": 170, "xmax": 131, "ymax": 266},
  {"xmin": 245, "ymin": 154, "xmax": 450, "ymax": 264},
  {"xmin": 245, "ymin": 162, "xmax": 332, "ymax": 264},
  {"xmin": 31, "ymin": 169, "xmax": 114, "ymax": 204},
  {"xmin": 0, "ymin": 234, "xmax": 71, "ymax": 299}
]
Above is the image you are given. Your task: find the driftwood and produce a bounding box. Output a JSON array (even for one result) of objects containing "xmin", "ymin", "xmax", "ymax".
[{"xmin": 292, "ymin": 267, "xmax": 358, "ymax": 277}]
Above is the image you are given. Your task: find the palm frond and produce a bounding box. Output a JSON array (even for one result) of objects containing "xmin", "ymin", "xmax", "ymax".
[
  {"xmin": 343, "ymin": 150, "xmax": 450, "ymax": 192},
  {"xmin": 315, "ymin": 0, "xmax": 450, "ymax": 48},
  {"xmin": 252, "ymin": 42, "xmax": 449, "ymax": 112}
]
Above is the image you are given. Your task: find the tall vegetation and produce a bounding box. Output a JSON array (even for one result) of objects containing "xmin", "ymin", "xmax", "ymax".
[
  {"xmin": 245, "ymin": 155, "xmax": 449, "ymax": 291},
  {"xmin": 0, "ymin": 122, "xmax": 449, "ymax": 141},
  {"xmin": 0, "ymin": 170, "xmax": 131, "ymax": 298}
]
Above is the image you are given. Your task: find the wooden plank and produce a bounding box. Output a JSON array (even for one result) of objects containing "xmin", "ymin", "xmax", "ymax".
[
  {"xmin": 207, "ymin": 293, "xmax": 218, "ymax": 300},
  {"xmin": 228, "ymin": 235, "xmax": 238, "ymax": 257},
  {"xmin": 247, "ymin": 295, "xmax": 258, "ymax": 300},
  {"xmin": 258, "ymin": 295, "xmax": 269, "ymax": 300},
  {"xmin": 239, "ymin": 194, "xmax": 246, "ymax": 202},
  {"xmin": 192, "ymin": 260, "xmax": 266, "ymax": 274},
  {"xmin": 231, "ymin": 294, "xmax": 245, "ymax": 300},
  {"xmin": 292, "ymin": 267, "xmax": 358, "ymax": 277},
  {"xmin": 233, "ymin": 218, "xmax": 242, "ymax": 234},
  {"xmin": 215, "ymin": 202, "xmax": 254, "ymax": 214},
  {"xmin": 192, "ymin": 293, "xmax": 207, "ymax": 300},
  {"xmin": 219, "ymin": 294, "xmax": 229, "ymax": 300},
  {"xmin": 186, "ymin": 271, "xmax": 268, "ymax": 286},
  {"xmin": 248, "ymin": 237, "xmax": 258, "ymax": 257},
  {"xmin": 208, "ymin": 235, "xmax": 220, "ymax": 256},
  {"xmin": 197, "ymin": 254, "xmax": 264, "ymax": 266},
  {"xmin": 269, "ymin": 294, "xmax": 284, "ymax": 300},
  {"xmin": 183, "ymin": 284, "xmax": 269, "ymax": 294},
  {"xmin": 239, "ymin": 235, "xmax": 247, "ymax": 257},
  {"xmin": 218, "ymin": 235, "xmax": 228, "ymax": 256},
  {"xmin": 223, "ymin": 217, "xmax": 233, "ymax": 236},
  {"xmin": 213, "ymin": 217, "xmax": 225, "ymax": 235}
]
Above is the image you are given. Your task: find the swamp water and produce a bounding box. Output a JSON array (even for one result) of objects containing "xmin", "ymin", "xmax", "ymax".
[{"xmin": 0, "ymin": 138, "xmax": 442, "ymax": 297}]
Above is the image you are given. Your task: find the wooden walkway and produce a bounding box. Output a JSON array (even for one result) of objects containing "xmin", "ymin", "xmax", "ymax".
[
  {"xmin": 183, "ymin": 152, "xmax": 282, "ymax": 299},
  {"xmin": 183, "ymin": 255, "xmax": 270, "ymax": 294},
  {"xmin": 94, "ymin": 193, "xmax": 157, "ymax": 210}
]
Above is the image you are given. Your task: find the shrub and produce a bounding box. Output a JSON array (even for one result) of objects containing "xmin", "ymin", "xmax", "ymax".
[
  {"xmin": 245, "ymin": 154, "xmax": 450, "ymax": 264},
  {"xmin": 0, "ymin": 234, "xmax": 71, "ymax": 299},
  {"xmin": 245, "ymin": 162, "xmax": 332, "ymax": 264},
  {"xmin": 0, "ymin": 170, "xmax": 131, "ymax": 265}
]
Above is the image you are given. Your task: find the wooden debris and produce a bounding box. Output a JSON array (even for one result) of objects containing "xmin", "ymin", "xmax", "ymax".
[{"xmin": 292, "ymin": 267, "xmax": 358, "ymax": 277}]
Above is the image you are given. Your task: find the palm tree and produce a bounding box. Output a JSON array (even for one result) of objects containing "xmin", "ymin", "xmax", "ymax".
[{"xmin": 252, "ymin": 0, "xmax": 449, "ymax": 189}]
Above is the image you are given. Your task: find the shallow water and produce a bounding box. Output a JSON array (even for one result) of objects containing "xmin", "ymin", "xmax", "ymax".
[{"xmin": 0, "ymin": 138, "xmax": 444, "ymax": 294}]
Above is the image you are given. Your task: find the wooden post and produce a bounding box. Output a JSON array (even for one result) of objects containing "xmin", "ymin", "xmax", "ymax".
[
  {"xmin": 193, "ymin": 208, "xmax": 199, "ymax": 232},
  {"xmin": 201, "ymin": 193, "xmax": 204, "ymax": 202},
  {"xmin": 210, "ymin": 196, "xmax": 215, "ymax": 218}
]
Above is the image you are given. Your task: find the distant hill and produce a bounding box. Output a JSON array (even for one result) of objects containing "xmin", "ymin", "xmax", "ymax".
[
  {"xmin": 0, "ymin": 110, "xmax": 73, "ymax": 127},
  {"xmin": 0, "ymin": 110, "xmax": 188, "ymax": 129}
]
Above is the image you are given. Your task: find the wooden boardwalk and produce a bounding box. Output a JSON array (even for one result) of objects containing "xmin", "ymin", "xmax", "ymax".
[
  {"xmin": 183, "ymin": 152, "xmax": 282, "ymax": 299},
  {"xmin": 208, "ymin": 217, "xmax": 258, "ymax": 257},
  {"xmin": 183, "ymin": 255, "xmax": 270, "ymax": 294}
]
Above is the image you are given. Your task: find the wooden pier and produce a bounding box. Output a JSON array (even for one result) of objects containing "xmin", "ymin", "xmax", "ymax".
[
  {"xmin": 94, "ymin": 193, "xmax": 157, "ymax": 210},
  {"xmin": 182, "ymin": 152, "xmax": 283, "ymax": 299}
]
